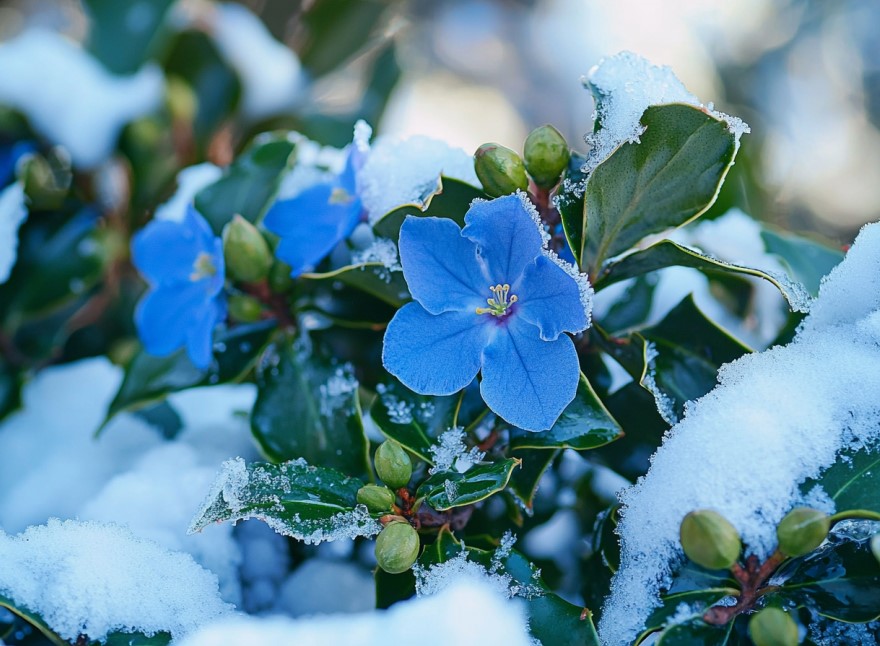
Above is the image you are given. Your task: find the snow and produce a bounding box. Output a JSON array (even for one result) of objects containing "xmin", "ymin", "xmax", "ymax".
[
  {"xmin": 179, "ymin": 579, "xmax": 533, "ymax": 646},
  {"xmin": 0, "ymin": 182, "xmax": 27, "ymax": 284},
  {"xmin": 154, "ymin": 163, "xmax": 222, "ymax": 222},
  {"xmin": 581, "ymin": 51, "xmax": 749, "ymax": 180},
  {"xmin": 275, "ymin": 560, "xmax": 375, "ymax": 617},
  {"xmin": 358, "ymin": 135, "xmax": 481, "ymax": 223},
  {"xmin": 429, "ymin": 427, "xmax": 485, "ymax": 474},
  {"xmin": 209, "ymin": 2, "xmax": 303, "ymax": 121},
  {"xmin": 0, "ymin": 519, "xmax": 232, "ymax": 643},
  {"xmin": 0, "ymin": 29, "xmax": 163, "ymax": 168},
  {"xmin": 599, "ymin": 222, "xmax": 880, "ymax": 645}
]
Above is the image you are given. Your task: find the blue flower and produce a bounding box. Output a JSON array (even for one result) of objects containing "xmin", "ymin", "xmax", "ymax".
[
  {"xmin": 264, "ymin": 144, "xmax": 365, "ymax": 276},
  {"xmin": 0, "ymin": 141, "xmax": 36, "ymax": 187},
  {"xmin": 131, "ymin": 205, "xmax": 226, "ymax": 369},
  {"xmin": 382, "ymin": 194, "xmax": 591, "ymax": 431}
]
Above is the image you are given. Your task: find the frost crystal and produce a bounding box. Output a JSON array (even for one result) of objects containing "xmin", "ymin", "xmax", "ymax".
[
  {"xmin": 599, "ymin": 222, "xmax": 880, "ymax": 646},
  {"xmin": 319, "ymin": 364, "xmax": 358, "ymax": 417},
  {"xmin": 429, "ymin": 427, "xmax": 485, "ymax": 474},
  {"xmin": 642, "ymin": 342, "xmax": 678, "ymax": 425}
]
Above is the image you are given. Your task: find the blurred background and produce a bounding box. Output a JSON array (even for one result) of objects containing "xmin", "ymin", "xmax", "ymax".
[{"xmin": 1, "ymin": 0, "xmax": 878, "ymax": 239}]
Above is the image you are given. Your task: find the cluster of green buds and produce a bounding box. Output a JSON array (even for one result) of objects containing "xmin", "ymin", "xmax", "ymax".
[
  {"xmin": 679, "ymin": 509, "xmax": 742, "ymax": 570},
  {"xmin": 775, "ymin": 507, "xmax": 830, "ymax": 558},
  {"xmin": 360, "ymin": 441, "xmax": 420, "ymax": 575},
  {"xmin": 22, "ymin": 147, "xmax": 72, "ymax": 211},
  {"xmin": 473, "ymin": 124, "xmax": 571, "ymax": 197}
]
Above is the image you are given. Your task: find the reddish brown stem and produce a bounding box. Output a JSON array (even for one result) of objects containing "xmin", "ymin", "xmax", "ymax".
[{"xmin": 703, "ymin": 550, "xmax": 786, "ymax": 625}]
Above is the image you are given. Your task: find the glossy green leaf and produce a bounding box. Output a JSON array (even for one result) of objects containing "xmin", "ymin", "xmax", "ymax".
[
  {"xmin": 599, "ymin": 296, "xmax": 751, "ymax": 423},
  {"xmin": 803, "ymin": 447, "xmax": 880, "ymax": 518},
  {"xmin": 374, "ymin": 568, "xmax": 416, "ymax": 610},
  {"xmin": 761, "ymin": 228, "xmax": 843, "ymax": 297},
  {"xmin": 103, "ymin": 320, "xmax": 276, "ymax": 428},
  {"xmin": 600, "ymin": 274, "xmax": 657, "ymax": 333},
  {"xmin": 83, "ymin": 0, "xmax": 174, "ymax": 74},
  {"xmin": 251, "ymin": 340, "xmax": 370, "ymax": 476},
  {"xmin": 372, "ymin": 177, "xmax": 485, "ymax": 243},
  {"xmin": 416, "ymin": 459, "xmax": 520, "ymax": 511},
  {"xmin": 583, "ymin": 104, "xmax": 737, "ymax": 273},
  {"xmin": 594, "ymin": 239, "xmax": 811, "ymax": 312},
  {"xmin": 102, "ymin": 631, "xmax": 172, "ymax": 646},
  {"xmin": 369, "ymin": 381, "xmax": 460, "ymax": 463},
  {"xmin": 557, "ymin": 151, "xmax": 589, "ymax": 266},
  {"xmin": 637, "ymin": 588, "xmax": 738, "ymax": 643},
  {"xmin": 0, "ymin": 594, "xmax": 66, "ymax": 646},
  {"xmin": 773, "ymin": 535, "xmax": 880, "ymax": 622},
  {"xmin": 195, "ymin": 133, "xmax": 296, "ymax": 234},
  {"xmin": 418, "ymin": 529, "xmax": 600, "ymax": 646},
  {"xmin": 188, "ymin": 458, "xmax": 380, "ymax": 542},
  {"xmin": 654, "ymin": 616, "xmax": 736, "ymax": 645},
  {"xmin": 509, "ymin": 372, "xmax": 622, "ymax": 451},
  {"xmin": 507, "ymin": 449, "xmax": 558, "ymax": 511},
  {"xmin": 301, "ymin": 263, "xmax": 410, "ymax": 309}
]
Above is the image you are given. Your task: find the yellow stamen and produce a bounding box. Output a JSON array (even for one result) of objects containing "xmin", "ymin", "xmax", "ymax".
[
  {"xmin": 475, "ymin": 284, "xmax": 518, "ymax": 317},
  {"xmin": 190, "ymin": 252, "xmax": 217, "ymax": 281},
  {"xmin": 329, "ymin": 187, "xmax": 355, "ymax": 205}
]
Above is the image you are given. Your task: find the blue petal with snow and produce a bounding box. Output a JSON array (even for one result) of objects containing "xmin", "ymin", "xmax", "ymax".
[
  {"xmin": 382, "ymin": 302, "xmax": 489, "ymax": 395},
  {"xmin": 480, "ymin": 316, "xmax": 579, "ymax": 431},
  {"xmin": 399, "ymin": 216, "xmax": 486, "ymax": 314},
  {"xmin": 462, "ymin": 194, "xmax": 544, "ymax": 284},
  {"xmin": 514, "ymin": 255, "xmax": 588, "ymax": 341},
  {"xmin": 264, "ymin": 181, "xmax": 362, "ymax": 276}
]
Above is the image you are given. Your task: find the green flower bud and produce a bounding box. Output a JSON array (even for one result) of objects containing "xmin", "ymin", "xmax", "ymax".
[
  {"xmin": 871, "ymin": 534, "xmax": 880, "ymax": 565},
  {"xmin": 357, "ymin": 484, "xmax": 395, "ymax": 513},
  {"xmin": 222, "ymin": 215, "xmax": 272, "ymax": 283},
  {"xmin": 22, "ymin": 150, "xmax": 71, "ymax": 211},
  {"xmin": 474, "ymin": 143, "xmax": 529, "ymax": 197},
  {"xmin": 374, "ymin": 441, "xmax": 412, "ymax": 490},
  {"xmin": 776, "ymin": 507, "xmax": 830, "ymax": 557},
  {"xmin": 268, "ymin": 258, "xmax": 294, "ymax": 293},
  {"xmin": 227, "ymin": 293, "xmax": 264, "ymax": 323},
  {"xmin": 748, "ymin": 607, "xmax": 799, "ymax": 646},
  {"xmin": 679, "ymin": 510, "xmax": 742, "ymax": 570},
  {"xmin": 523, "ymin": 124, "xmax": 570, "ymax": 189},
  {"xmin": 166, "ymin": 76, "xmax": 198, "ymax": 124},
  {"xmin": 375, "ymin": 521, "xmax": 420, "ymax": 574}
]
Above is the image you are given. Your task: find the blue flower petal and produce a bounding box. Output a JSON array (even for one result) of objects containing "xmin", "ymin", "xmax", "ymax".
[
  {"xmin": 399, "ymin": 216, "xmax": 487, "ymax": 314},
  {"xmin": 135, "ymin": 282, "xmax": 212, "ymax": 357},
  {"xmin": 265, "ymin": 182, "xmax": 362, "ymax": 275},
  {"xmin": 382, "ymin": 302, "xmax": 489, "ymax": 395},
  {"xmin": 131, "ymin": 220, "xmax": 203, "ymax": 286},
  {"xmin": 462, "ymin": 194, "xmax": 544, "ymax": 284},
  {"xmin": 480, "ymin": 316, "xmax": 579, "ymax": 431},
  {"xmin": 514, "ymin": 255, "xmax": 588, "ymax": 341},
  {"xmin": 186, "ymin": 296, "xmax": 225, "ymax": 370}
]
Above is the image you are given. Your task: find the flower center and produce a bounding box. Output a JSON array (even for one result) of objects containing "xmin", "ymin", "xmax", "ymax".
[
  {"xmin": 475, "ymin": 284, "xmax": 518, "ymax": 317},
  {"xmin": 328, "ymin": 187, "xmax": 355, "ymax": 205},
  {"xmin": 190, "ymin": 252, "xmax": 217, "ymax": 281}
]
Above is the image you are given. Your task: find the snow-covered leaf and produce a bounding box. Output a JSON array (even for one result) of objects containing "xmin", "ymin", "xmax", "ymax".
[
  {"xmin": 416, "ymin": 459, "xmax": 520, "ymax": 511},
  {"xmin": 804, "ymin": 447, "xmax": 880, "ymax": 519},
  {"xmin": 251, "ymin": 339, "xmax": 369, "ymax": 477},
  {"xmin": 760, "ymin": 228, "xmax": 844, "ymax": 297},
  {"xmin": 582, "ymin": 104, "xmax": 737, "ymax": 274},
  {"xmin": 594, "ymin": 238, "xmax": 812, "ymax": 313},
  {"xmin": 189, "ymin": 458, "xmax": 381, "ymax": 544}
]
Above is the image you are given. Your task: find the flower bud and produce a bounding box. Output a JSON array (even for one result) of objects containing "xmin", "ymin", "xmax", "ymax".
[
  {"xmin": 523, "ymin": 125, "xmax": 570, "ymax": 189},
  {"xmin": 776, "ymin": 507, "xmax": 830, "ymax": 557},
  {"xmin": 679, "ymin": 510, "xmax": 741, "ymax": 570},
  {"xmin": 222, "ymin": 215, "xmax": 272, "ymax": 283},
  {"xmin": 474, "ymin": 143, "xmax": 529, "ymax": 197},
  {"xmin": 22, "ymin": 150, "xmax": 71, "ymax": 211},
  {"xmin": 227, "ymin": 293, "xmax": 263, "ymax": 323},
  {"xmin": 268, "ymin": 258, "xmax": 294, "ymax": 293},
  {"xmin": 357, "ymin": 484, "xmax": 395, "ymax": 513},
  {"xmin": 871, "ymin": 534, "xmax": 880, "ymax": 565},
  {"xmin": 748, "ymin": 607, "xmax": 799, "ymax": 646},
  {"xmin": 374, "ymin": 441, "xmax": 412, "ymax": 490},
  {"xmin": 375, "ymin": 521, "xmax": 420, "ymax": 574}
]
